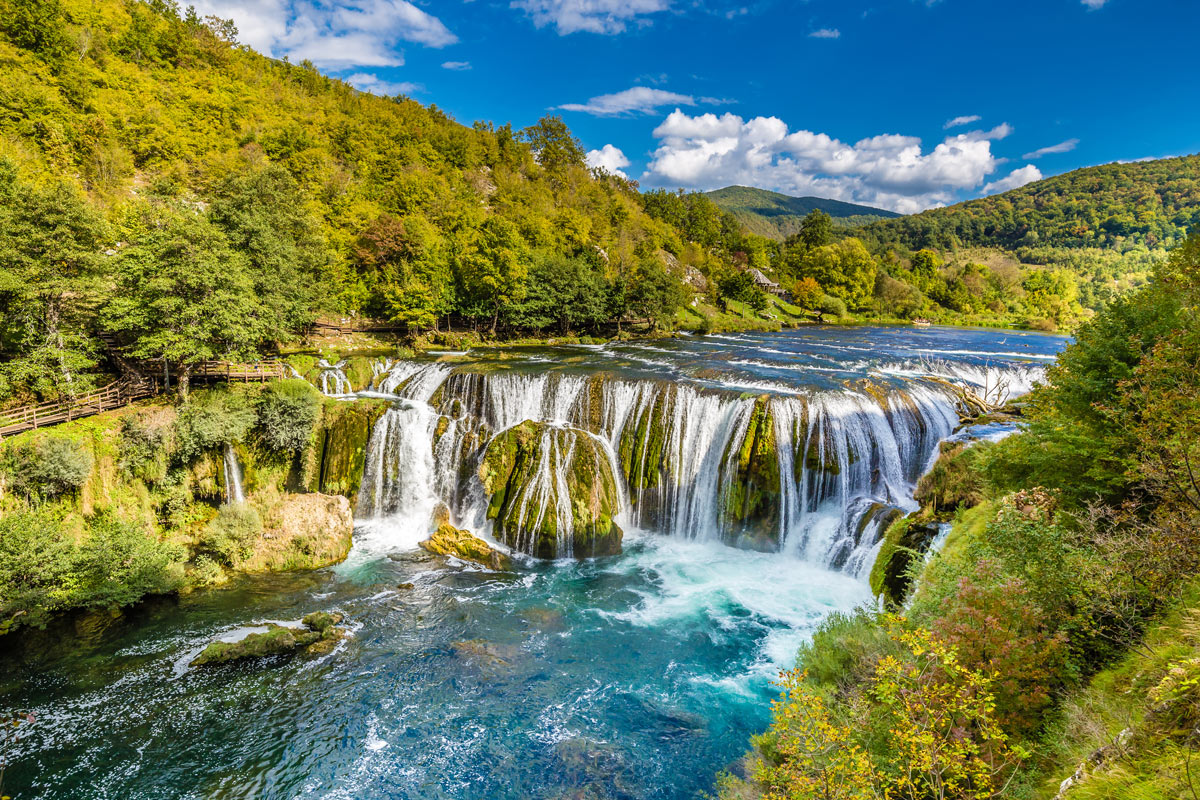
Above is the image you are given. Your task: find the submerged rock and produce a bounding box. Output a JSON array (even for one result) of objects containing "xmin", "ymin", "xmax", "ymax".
[
  {"xmin": 479, "ymin": 421, "xmax": 622, "ymax": 559},
  {"xmin": 190, "ymin": 612, "xmax": 346, "ymax": 666},
  {"xmin": 419, "ymin": 523, "xmax": 512, "ymax": 570}
]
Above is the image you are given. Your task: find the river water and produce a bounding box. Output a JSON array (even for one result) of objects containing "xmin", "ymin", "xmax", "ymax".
[{"xmin": 0, "ymin": 326, "xmax": 1067, "ymax": 800}]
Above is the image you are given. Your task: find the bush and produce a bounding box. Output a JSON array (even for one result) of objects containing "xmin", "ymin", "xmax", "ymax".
[
  {"xmin": 198, "ymin": 504, "xmax": 263, "ymax": 567},
  {"xmin": 0, "ymin": 511, "xmax": 184, "ymax": 632},
  {"xmin": 119, "ymin": 415, "xmax": 166, "ymax": 481},
  {"xmin": 914, "ymin": 441, "xmax": 990, "ymax": 515},
  {"xmin": 172, "ymin": 390, "xmax": 256, "ymax": 464},
  {"xmin": 817, "ymin": 294, "xmax": 847, "ymax": 317},
  {"xmin": 256, "ymin": 379, "xmax": 320, "ymax": 452},
  {"xmin": 796, "ymin": 610, "xmax": 894, "ymax": 693},
  {"xmin": 2, "ymin": 436, "xmax": 93, "ymax": 499}
]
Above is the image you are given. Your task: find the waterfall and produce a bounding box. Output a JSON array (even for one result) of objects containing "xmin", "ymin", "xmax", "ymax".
[
  {"xmin": 318, "ymin": 359, "xmax": 352, "ymax": 396},
  {"xmin": 351, "ymin": 356, "xmax": 1039, "ymax": 568},
  {"xmin": 223, "ymin": 444, "xmax": 245, "ymax": 505}
]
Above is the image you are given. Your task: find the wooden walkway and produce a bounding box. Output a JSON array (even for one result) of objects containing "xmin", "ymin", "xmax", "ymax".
[{"xmin": 0, "ymin": 359, "xmax": 290, "ymax": 439}]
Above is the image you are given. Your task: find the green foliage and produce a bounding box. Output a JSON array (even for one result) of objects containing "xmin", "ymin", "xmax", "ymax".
[
  {"xmin": 796, "ymin": 238, "xmax": 877, "ymax": 310},
  {"xmin": 256, "ymin": 379, "xmax": 320, "ymax": 452},
  {"xmin": 864, "ymin": 155, "xmax": 1200, "ymax": 252},
  {"xmin": 198, "ymin": 503, "xmax": 263, "ymax": 567},
  {"xmin": 0, "ymin": 510, "xmax": 183, "ymax": 632},
  {"xmin": 705, "ymin": 185, "xmax": 898, "ymax": 241},
  {"xmin": 171, "ymin": 390, "xmax": 256, "ymax": 463},
  {"xmin": 2, "ymin": 435, "xmax": 93, "ymax": 499}
]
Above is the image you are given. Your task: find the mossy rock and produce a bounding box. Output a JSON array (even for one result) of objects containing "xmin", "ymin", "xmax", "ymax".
[
  {"xmin": 302, "ymin": 399, "xmax": 389, "ymax": 503},
  {"xmin": 190, "ymin": 612, "xmax": 346, "ymax": 666},
  {"xmin": 914, "ymin": 441, "xmax": 988, "ymax": 518},
  {"xmin": 481, "ymin": 421, "xmax": 622, "ymax": 559},
  {"xmin": 420, "ymin": 523, "xmax": 512, "ymax": 570},
  {"xmin": 868, "ymin": 515, "xmax": 943, "ymax": 606},
  {"xmin": 720, "ymin": 396, "xmax": 782, "ymax": 551}
]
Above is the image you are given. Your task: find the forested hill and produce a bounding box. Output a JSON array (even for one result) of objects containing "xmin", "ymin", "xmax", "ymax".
[
  {"xmin": 0, "ymin": 0, "xmax": 764, "ymax": 405},
  {"xmin": 861, "ymin": 154, "xmax": 1200, "ymax": 252},
  {"xmin": 706, "ymin": 185, "xmax": 898, "ymax": 240}
]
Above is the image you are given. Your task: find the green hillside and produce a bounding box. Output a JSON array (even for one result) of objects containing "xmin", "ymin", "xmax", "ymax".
[
  {"xmin": 706, "ymin": 185, "xmax": 898, "ymax": 240},
  {"xmin": 862, "ymin": 154, "xmax": 1200, "ymax": 252}
]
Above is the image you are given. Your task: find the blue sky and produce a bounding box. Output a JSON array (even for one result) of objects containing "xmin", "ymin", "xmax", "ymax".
[{"xmin": 190, "ymin": 0, "xmax": 1200, "ymax": 213}]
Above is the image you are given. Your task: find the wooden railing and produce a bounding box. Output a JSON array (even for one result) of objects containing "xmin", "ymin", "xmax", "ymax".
[
  {"xmin": 310, "ymin": 319, "xmax": 406, "ymax": 335},
  {"xmin": 0, "ymin": 358, "xmax": 291, "ymax": 439},
  {"xmin": 0, "ymin": 378, "xmax": 160, "ymax": 438}
]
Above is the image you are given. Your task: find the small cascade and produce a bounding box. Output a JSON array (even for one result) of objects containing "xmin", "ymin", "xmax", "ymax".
[
  {"xmin": 318, "ymin": 359, "xmax": 353, "ymax": 396},
  {"xmin": 351, "ymin": 352, "xmax": 1045, "ymax": 567},
  {"xmin": 223, "ymin": 444, "xmax": 245, "ymax": 505}
]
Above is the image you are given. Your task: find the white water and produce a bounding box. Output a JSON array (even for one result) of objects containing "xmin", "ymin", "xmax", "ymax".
[{"xmin": 223, "ymin": 443, "xmax": 245, "ymax": 505}]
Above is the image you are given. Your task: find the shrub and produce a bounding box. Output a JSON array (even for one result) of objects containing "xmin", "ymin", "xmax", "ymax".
[
  {"xmin": 198, "ymin": 504, "xmax": 263, "ymax": 567},
  {"xmin": 71, "ymin": 514, "xmax": 185, "ymax": 608},
  {"xmin": 796, "ymin": 609, "xmax": 895, "ymax": 692},
  {"xmin": 914, "ymin": 441, "xmax": 989, "ymax": 515},
  {"xmin": 817, "ymin": 294, "xmax": 847, "ymax": 318},
  {"xmin": 119, "ymin": 415, "xmax": 166, "ymax": 481},
  {"xmin": 172, "ymin": 390, "xmax": 256, "ymax": 464},
  {"xmin": 2, "ymin": 436, "xmax": 93, "ymax": 499},
  {"xmin": 256, "ymin": 379, "xmax": 320, "ymax": 452},
  {"xmin": 0, "ymin": 511, "xmax": 184, "ymax": 632}
]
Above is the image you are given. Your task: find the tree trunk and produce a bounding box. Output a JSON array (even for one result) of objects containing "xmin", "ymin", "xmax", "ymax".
[
  {"xmin": 178, "ymin": 363, "xmax": 191, "ymax": 398},
  {"xmin": 489, "ymin": 307, "xmax": 499, "ymax": 337}
]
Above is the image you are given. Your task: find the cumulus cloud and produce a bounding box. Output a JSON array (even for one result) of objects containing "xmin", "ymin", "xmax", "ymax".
[
  {"xmin": 808, "ymin": 28, "xmax": 840, "ymax": 39},
  {"xmin": 983, "ymin": 164, "xmax": 1043, "ymax": 194},
  {"xmin": 641, "ymin": 110, "xmax": 1016, "ymax": 213},
  {"xmin": 189, "ymin": 0, "xmax": 456, "ymax": 68},
  {"xmin": 586, "ymin": 144, "xmax": 632, "ymax": 177},
  {"xmin": 944, "ymin": 114, "xmax": 981, "ymax": 129},
  {"xmin": 512, "ymin": 0, "xmax": 672, "ymax": 34},
  {"xmin": 441, "ymin": 60, "xmax": 472, "ymax": 70},
  {"xmin": 1081, "ymin": 0, "xmax": 1108, "ymax": 8},
  {"xmin": 1023, "ymin": 138, "xmax": 1079, "ymax": 159},
  {"xmin": 345, "ymin": 72, "xmax": 421, "ymax": 96},
  {"xmin": 558, "ymin": 87, "xmax": 698, "ymax": 116}
]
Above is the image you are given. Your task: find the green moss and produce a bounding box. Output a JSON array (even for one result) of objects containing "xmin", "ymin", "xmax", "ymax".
[
  {"xmin": 306, "ymin": 398, "xmax": 389, "ymax": 502},
  {"xmin": 720, "ymin": 396, "xmax": 782, "ymax": 551},
  {"xmin": 190, "ymin": 612, "xmax": 345, "ymax": 666},
  {"xmin": 420, "ymin": 523, "xmax": 512, "ymax": 569},
  {"xmin": 481, "ymin": 422, "xmax": 622, "ymax": 559}
]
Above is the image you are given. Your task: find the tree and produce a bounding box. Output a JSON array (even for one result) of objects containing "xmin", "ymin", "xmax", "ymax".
[
  {"xmin": 0, "ymin": 161, "xmax": 108, "ymax": 403},
  {"xmin": 797, "ymin": 209, "xmax": 834, "ymax": 250},
  {"xmin": 800, "ymin": 238, "xmax": 877, "ymax": 310},
  {"xmin": 207, "ymin": 163, "xmax": 327, "ymax": 334},
  {"xmin": 101, "ymin": 209, "xmax": 269, "ymax": 396},
  {"xmin": 791, "ymin": 277, "xmax": 823, "ymax": 311},
  {"xmin": 519, "ymin": 115, "xmax": 585, "ymax": 172},
  {"xmin": 629, "ymin": 256, "xmax": 686, "ymax": 331},
  {"xmin": 353, "ymin": 213, "xmax": 452, "ymax": 331},
  {"xmin": 506, "ymin": 251, "xmax": 606, "ymax": 335},
  {"xmin": 456, "ymin": 216, "xmax": 530, "ymax": 335}
]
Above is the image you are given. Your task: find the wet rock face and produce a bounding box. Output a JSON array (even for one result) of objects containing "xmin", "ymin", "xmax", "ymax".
[
  {"xmin": 720, "ymin": 395, "xmax": 782, "ymax": 552},
  {"xmin": 479, "ymin": 421, "xmax": 622, "ymax": 560},
  {"xmin": 190, "ymin": 612, "xmax": 346, "ymax": 666},
  {"xmin": 419, "ymin": 523, "xmax": 512, "ymax": 570}
]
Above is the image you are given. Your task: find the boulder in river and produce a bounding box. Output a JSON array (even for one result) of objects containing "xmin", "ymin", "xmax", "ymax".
[
  {"xmin": 419, "ymin": 523, "xmax": 512, "ymax": 570},
  {"xmin": 479, "ymin": 421, "xmax": 622, "ymax": 559},
  {"xmin": 190, "ymin": 612, "xmax": 346, "ymax": 666}
]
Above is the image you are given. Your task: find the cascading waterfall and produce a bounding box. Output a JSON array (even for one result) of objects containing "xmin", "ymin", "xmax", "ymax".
[
  {"xmin": 317, "ymin": 359, "xmax": 353, "ymax": 396},
  {"xmin": 223, "ymin": 443, "xmax": 245, "ymax": 505},
  {"xmin": 349, "ymin": 352, "xmax": 1036, "ymax": 570}
]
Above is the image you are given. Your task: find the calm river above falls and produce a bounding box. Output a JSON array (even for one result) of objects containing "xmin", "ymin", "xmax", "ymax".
[{"xmin": 0, "ymin": 325, "xmax": 1068, "ymax": 800}]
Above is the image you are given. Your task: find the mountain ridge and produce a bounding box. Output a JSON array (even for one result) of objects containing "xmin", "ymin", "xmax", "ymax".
[{"xmin": 705, "ymin": 185, "xmax": 899, "ymax": 240}]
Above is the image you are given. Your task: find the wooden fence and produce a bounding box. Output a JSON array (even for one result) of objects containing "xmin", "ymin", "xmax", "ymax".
[
  {"xmin": 0, "ymin": 378, "xmax": 160, "ymax": 438},
  {"xmin": 0, "ymin": 358, "xmax": 290, "ymax": 439}
]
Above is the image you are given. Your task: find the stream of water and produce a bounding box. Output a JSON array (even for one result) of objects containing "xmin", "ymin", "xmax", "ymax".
[{"xmin": 0, "ymin": 325, "xmax": 1067, "ymax": 800}]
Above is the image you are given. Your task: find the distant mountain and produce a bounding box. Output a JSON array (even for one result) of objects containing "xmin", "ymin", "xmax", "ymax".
[
  {"xmin": 861, "ymin": 154, "xmax": 1200, "ymax": 252},
  {"xmin": 705, "ymin": 186, "xmax": 900, "ymax": 241}
]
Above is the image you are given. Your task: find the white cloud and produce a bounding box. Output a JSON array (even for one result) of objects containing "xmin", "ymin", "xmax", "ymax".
[
  {"xmin": 808, "ymin": 28, "xmax": 840, "ymax": 39},
  {"xmin": 1022, "ymin": 138, "xmax": 1079, "ymax": 159},
  {"xmin": 944, "ymin": 114, "xmax": 981, "ymax": 129},
  {"xmin": 345, "ymin": 72, "xmax": 421, "ymax": 96},
  {"xmin": 558, "ymin": 86, "xmax": 696, "ymax": 116},
  {"xmin": 512, "ymin": 0, "xmax": 672, "ymax": 34},
  {"xmin": 641, "ymin": 110, "xmax": 1017, "ymax": 213},
  {"xmin": 1081, "ymin": 0, "xmax": 1108, "ymax": 8},
  {"xmin": 983, "ymin": 164, "xmax": 1043, "ymax": 194},
  {"xmin": 441, "ymin": 60, "xmax": 472, "ymax": 70},
  {"xmin": 189, "ymin": 0, "xmax": 456, "ymax": 68},
  {"xmin": 586, "ymin": 144, "xmax": 632, "ymax": 178}
]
